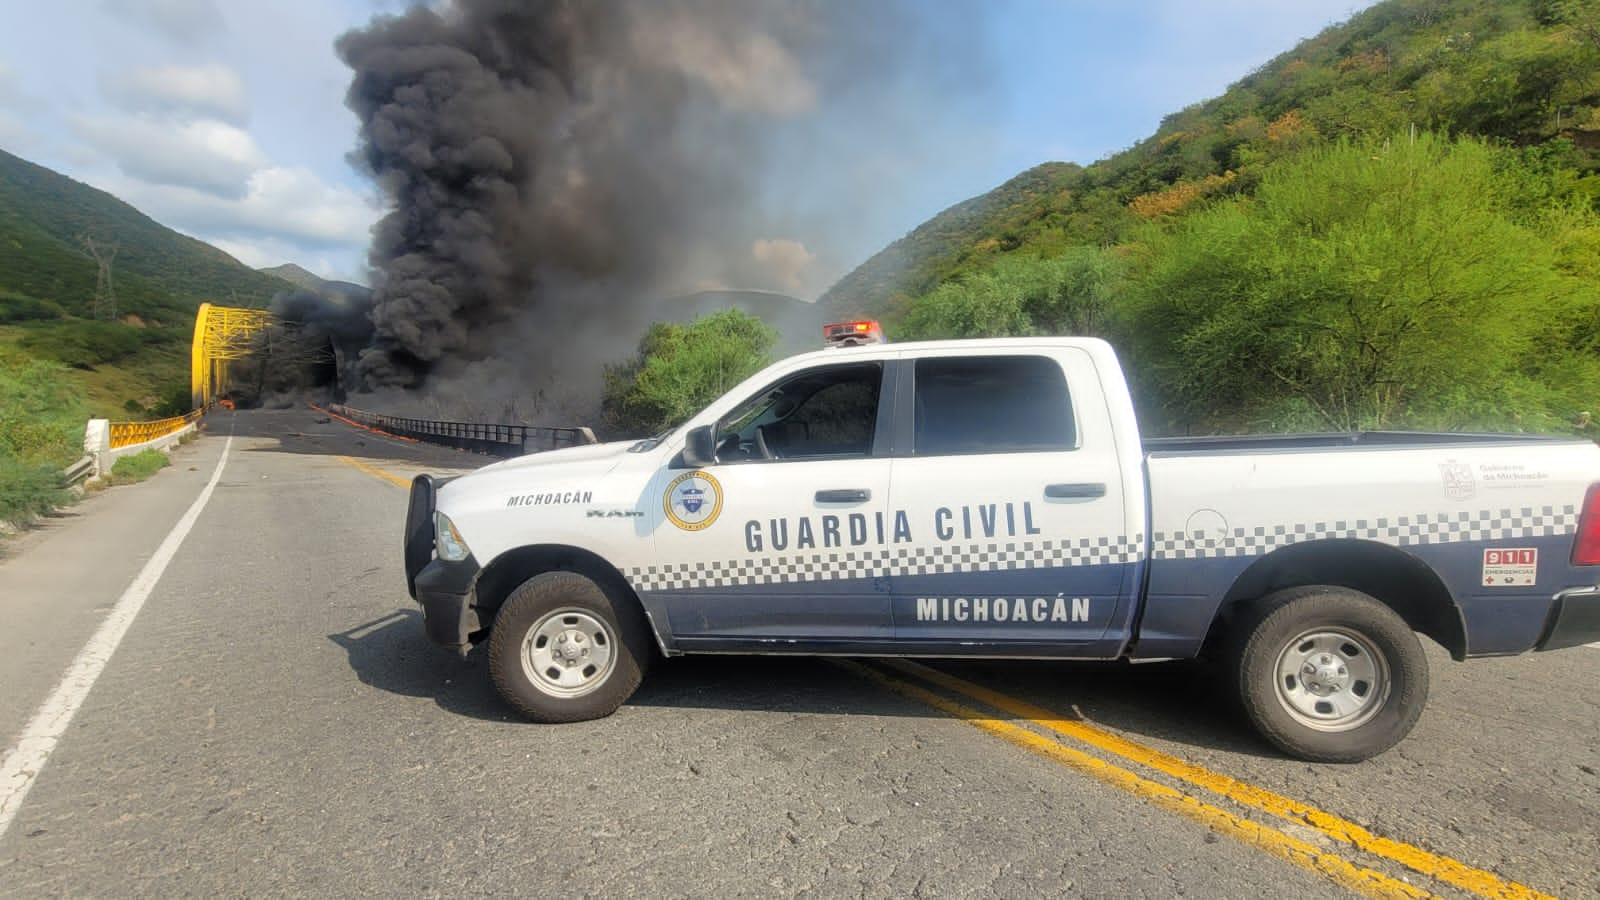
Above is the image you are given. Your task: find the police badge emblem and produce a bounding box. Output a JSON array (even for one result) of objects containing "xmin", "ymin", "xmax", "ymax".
[{"xmin": 664, "ymin": 471, "xmax": 723, "ymax": 530}]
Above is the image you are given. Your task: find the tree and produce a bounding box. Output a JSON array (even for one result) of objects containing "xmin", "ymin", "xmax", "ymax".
[
  {"xmin": 897, "ymin": 247, "xmax": 1125, "ymax": 341},
  {"xmin": 1115, "ymin": 132, "xmax": 1600, "ymax": 434},
  {"xmin": 601, "ymin": 309, "xmax": 777, "ymax": 437}
]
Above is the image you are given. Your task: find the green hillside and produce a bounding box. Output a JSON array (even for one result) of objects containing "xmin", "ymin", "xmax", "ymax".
[
  {"xmin": 825, "ymin": 0, "xmax": 1600, "ymax": 436},
  {"xmin": 0, "ymin": 147, "xmax": 292, "ymax": 417},
  {"xmin": 825, "ymin": 162, "xmax": 1081, "ymax": 321},
  {"xmin": 0, "ymin": 148, "xmax": 288, "ymax": 322}
]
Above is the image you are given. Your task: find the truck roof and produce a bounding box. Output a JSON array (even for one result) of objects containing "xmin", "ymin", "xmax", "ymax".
[{"xmin": 795, "ymin": 334, "xmax": 1117, "ymax": 368}]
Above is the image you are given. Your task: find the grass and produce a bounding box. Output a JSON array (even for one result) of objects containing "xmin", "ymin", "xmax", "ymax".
[
  {"xmin": 1, "ymin": 347, "xmax": 85, "ymax": 528},
  {"xmin": 0, "ymin": 326, "xmax": 195, "ymax": 535},
  {"xmin": 0, "ymin": 457, "xmax": 70, "ymax": 525},
  {"xmin": 0, "ymin": 323, "xmax": 189, "ymax": 420},
  {"xmin": 104, "ymin": 448, "xmax": 170, "ymax": 485}
]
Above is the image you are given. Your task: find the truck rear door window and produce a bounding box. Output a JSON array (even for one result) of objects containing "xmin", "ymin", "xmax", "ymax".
[{"xmin": 913, "ymin": 355, "xmax": 1076, "ymax": 456}]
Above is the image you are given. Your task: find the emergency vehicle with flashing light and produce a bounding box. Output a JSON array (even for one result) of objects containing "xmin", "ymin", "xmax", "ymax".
[{"xmin": 402, "ymin": 321, "xmax": 1600, "ymax": 762}]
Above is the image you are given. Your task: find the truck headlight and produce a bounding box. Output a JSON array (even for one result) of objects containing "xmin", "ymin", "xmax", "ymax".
[{"xmin": 434, "ymin": 511, "xmax": 472, "ymax": 561}]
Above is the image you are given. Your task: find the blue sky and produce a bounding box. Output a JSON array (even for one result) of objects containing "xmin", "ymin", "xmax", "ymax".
[{"xmin": 0, "ymin": 0, "xmax": 1370, "ymax": 291}]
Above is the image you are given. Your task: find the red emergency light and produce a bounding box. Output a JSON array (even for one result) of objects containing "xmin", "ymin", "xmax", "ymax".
[{"xmin": 823, "ymin": 320, "xmax": 885, "ymax": 346}]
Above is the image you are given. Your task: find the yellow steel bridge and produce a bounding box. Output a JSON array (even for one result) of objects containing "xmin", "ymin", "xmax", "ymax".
[
  {"xmin": 190, "ymin": 301, "xmax": 271, "ymax": 411},
  {"xmin": 91, "ymin": 303, "xmax": 272, "ymax": 453}
]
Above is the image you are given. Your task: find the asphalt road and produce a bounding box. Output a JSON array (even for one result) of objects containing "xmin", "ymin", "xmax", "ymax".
[{"xmin": 0, "ymin": 407, "xmax": 1595, "ymax": 898}]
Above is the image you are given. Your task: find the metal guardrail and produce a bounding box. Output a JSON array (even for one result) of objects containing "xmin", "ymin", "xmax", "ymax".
[
  {"xmin": 62, "ymin": 455, "xmax": 95, "ymax": 486},
  {"xmin": 108, "ymin": 410, "xmax": 202, "ymax": 449},
  {"xmin": 326, "ymin": 404, "xmax": 597, "ymax": 458}
]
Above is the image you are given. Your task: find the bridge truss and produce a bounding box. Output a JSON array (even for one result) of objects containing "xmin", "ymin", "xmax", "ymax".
[{"xmin": 190, "ymin": 302, "xmax": 272, "ymax": 410}]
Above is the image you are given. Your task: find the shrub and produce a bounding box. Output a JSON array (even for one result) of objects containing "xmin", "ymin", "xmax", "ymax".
[
  {"xmin": 1115, "ymin": 133, "xmax": 1600, "ymax": 434},
  {"xmin": 0, "ymin": 457, "xmax": 69, "ymax": 526},
  {"xmin": 0, "ymin": 350, "xmax": 86, "ymax": 465},
  {"xmin": 16, "ymin": 319, "xmax": 145, "ymax": 369},
  {"xmin": 0, "ymin": 350, "xmax": 85, "ymax": 527},
  {"xmin": 897, "ymin": 247, "xmax": 1124, "ymax": 341},
  {"xmin": 601, "ymin": 309, "xmax": 777, "ymax": 437},
  {"xmin": 106, "ymin": 448, "xmax": 170, "ymax": 485},
  {"xmin": 0, "ymin": 292, "xmax": 66, "ymax": 323}
]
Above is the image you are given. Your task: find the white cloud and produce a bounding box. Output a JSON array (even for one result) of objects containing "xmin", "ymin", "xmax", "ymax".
[
  {"xmin": 0, "ymin": 61, "xmax": 46, "ymax": 117},
  {"xmin": 209, "ymin": 235, "xmax": 361, "ymax": 283},
  {"xmin": 0, "ymin": 63, "xmax": 23, "ymax": 107},
  {"xmin": 102, "ymin": 0, "xmax": 226, "ymax": 42},
  {"xmin": 102, "ymin": 63, "xmax": 250, "ymax": 124},
  {"xmin": 0, "ymin": 64, "xmax": 42, "ymax": 153},
  {"xmin": 2, "ymin": 1, "xmax": 382, "ymax": 275},
  {"xmin": 207, "ymin": 236, "xmax": 294, "ymax": 269},
  {"xmin": 0, "ymin": 112, "xmax": 36, "ymax": 155},
  {"xmin": 105, "ymin": 164, "xmax": 378, "ymax": 247},
  {"xmin": 72, "ymin": 113, "xmax": 268, "ymax": 197},
  {"xmin": 233, "ymin": 167, "xmax": 378, "ymax": 244}
]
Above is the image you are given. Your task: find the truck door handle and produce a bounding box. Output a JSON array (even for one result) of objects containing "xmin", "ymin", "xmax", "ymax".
[
  {"xmin": 816, "ymin": 489, "xmax": 871, "ymax": 503},
  {"xmin": 1045, "ymin": 482, "xmax": 1106, "ymax": 499}
]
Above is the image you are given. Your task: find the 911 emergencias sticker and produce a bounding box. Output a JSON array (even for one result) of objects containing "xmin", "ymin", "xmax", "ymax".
[{"xmin": 1482, "ymin": 548, "xmax": 1536, "ymax": 587}]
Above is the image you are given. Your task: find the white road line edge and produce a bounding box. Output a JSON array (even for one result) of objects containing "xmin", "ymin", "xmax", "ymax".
[
  {"xmin": 0, "ymin": 436, "xmax": 233, "ymax": 841},
  {"xmin": 1588, "ymin": 641, "xmax": 1600, "ymax": 649}
]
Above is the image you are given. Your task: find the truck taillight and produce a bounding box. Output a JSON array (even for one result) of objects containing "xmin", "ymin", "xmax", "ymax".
[{"xmin": 1572, "ymin": 483, "xmax": 1600, "ymax": 565}]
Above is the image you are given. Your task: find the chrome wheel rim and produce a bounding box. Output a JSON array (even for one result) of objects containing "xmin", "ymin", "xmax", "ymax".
[
  {"xmin": 521, "ymin": 608, "xmax": 616, "ymax": 698},
  {"xmin": 1272, "ymin": 627, "xmax": 1389, "ymax": 732}
]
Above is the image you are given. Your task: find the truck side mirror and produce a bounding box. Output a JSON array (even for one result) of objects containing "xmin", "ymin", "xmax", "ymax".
[{"xmin": 683, "ymin": 425, "xmax": 717, "ymax": 468}]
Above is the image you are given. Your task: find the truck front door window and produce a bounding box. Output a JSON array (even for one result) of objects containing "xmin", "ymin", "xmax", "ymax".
[{"xmin": 716, "ymin": 362, "xmax": 883, "ymax": 462}]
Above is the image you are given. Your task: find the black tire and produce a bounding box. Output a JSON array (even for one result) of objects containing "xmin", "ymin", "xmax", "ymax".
[
  {"xmin": 1232, "ymin": 585, "xmax": 1428, "ymax": 763},
  {"xmin": 487, "ymin": 571, "xmax": 652, "ymax": 723}
]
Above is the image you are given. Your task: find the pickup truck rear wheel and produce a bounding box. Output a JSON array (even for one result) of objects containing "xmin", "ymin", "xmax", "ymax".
[
  {"xmin": 1233, "ymin": 586, "xmax": 1427, "ymax": 763},
  {"xmin": 487, "ymin": 571, "xmax": 651, "ymax": 723}
]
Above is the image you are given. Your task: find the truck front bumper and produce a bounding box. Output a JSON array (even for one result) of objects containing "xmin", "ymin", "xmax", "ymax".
[
  {"xmin": 404, "ymin": 473, "xmax": 480, "ymax": 654},
  {"xmin": 414, "ymin": 556, "xmax": 483, "ymax": 654},
  {"xmin": 1538, "ymin": 586, "xmax": 1600, "ymax": 651}
]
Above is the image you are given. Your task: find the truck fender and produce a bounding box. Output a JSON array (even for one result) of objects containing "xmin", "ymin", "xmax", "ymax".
[
  {"xmin": 474, "ymin": 544, "xmax": 672, "ymax": 656},
  {"xmin": 1203, "ymin": 538, "xmax": 1468, "ymax": 661}
]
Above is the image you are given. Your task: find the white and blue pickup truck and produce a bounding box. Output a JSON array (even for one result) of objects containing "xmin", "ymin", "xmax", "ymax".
[{"xmin": 403, "ymin": 328, "xmax": 1600, "ymax": 762}]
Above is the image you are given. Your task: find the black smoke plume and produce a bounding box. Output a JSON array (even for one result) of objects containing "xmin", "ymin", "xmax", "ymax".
[
  {"xmin": 337, "ymin": 0, "xmax": 986, "ymax": 421},
  {"xmin": 229, "ymin": 285, "xmax": 375, "ymax": 407}
]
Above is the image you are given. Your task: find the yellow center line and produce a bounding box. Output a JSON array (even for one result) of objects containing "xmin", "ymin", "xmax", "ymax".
[
  {"xmin": 881, "ymin": 659, "xmax": 1553, "ymax": 900},
  {"xmin": 834, "ymin": 660, "xmax": 1436, "ymax": 900},
  {"xmin": 337, "ymin": 455, "xmax": 411, "ymax": 489}
]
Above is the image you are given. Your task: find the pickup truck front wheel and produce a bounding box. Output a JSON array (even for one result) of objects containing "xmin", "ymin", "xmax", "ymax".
[
  {"xmin": 1233, "ymin": 586, "xmax": 1427, "ymax": 763},
  {"xmin": 487, "ymin": 571, "xmax": 651, "ymax": 723}
]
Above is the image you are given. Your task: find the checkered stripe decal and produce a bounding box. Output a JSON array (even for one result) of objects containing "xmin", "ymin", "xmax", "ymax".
[
  {"xmin": 1150, "ymin": 505, "xmax": 1577, "ymax": 561},
  {"xmin": 626, "ymin": 505, "xmax": 1578, "ymax": 592},
  {"xmin": 627, "ymin": 536, "xmax": 1143, "ymax": 592}
]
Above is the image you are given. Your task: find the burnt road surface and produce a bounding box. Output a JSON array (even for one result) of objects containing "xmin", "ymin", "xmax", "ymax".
[{"xmin": 0, "ymin": 407, "xmax": 1595, "ymax": 898}]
